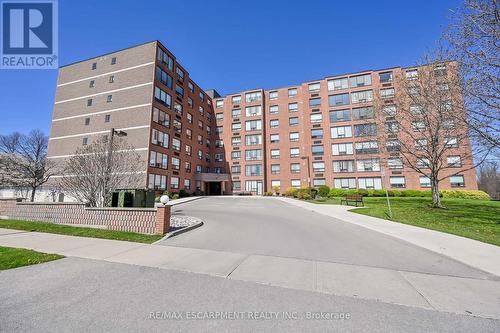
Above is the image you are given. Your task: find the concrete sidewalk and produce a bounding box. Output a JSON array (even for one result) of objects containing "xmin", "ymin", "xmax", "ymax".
[
  {"xmin": 273, "ymin": 197, "xmax": 500, "ymax": 277},
  {"xmin": 1, "ymin": 228, "xmax": 499, "ymax": 319}
]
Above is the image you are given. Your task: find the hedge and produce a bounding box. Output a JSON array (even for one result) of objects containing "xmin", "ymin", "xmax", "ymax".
[{"xmin": 326, "ymin": 188, "xmax": 490, "ymax": 200}]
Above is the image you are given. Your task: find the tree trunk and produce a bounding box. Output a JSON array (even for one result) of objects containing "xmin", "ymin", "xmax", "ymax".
[
  {"xmin": 30, "ymin": 186, "xmax": 36, "ymax": 202},
  {"xmin": 430, "ymin": 179, "xmax": 443, "ymax": 208}
]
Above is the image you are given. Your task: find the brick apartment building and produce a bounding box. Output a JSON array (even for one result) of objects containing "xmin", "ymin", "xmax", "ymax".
[{"xmin": 47, "ymin": 40, "xmax": 477, "ymax": 196}]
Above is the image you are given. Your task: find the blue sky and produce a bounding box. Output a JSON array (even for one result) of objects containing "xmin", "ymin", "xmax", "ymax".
[{"xmin": 0, "ymin": 0, "xmax": 462, "ymax": 135}]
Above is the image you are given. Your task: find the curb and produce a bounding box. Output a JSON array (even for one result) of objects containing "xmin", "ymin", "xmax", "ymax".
[{"xmin": 153, "ymin": 220, "xmax": 204, "ymax": 243}]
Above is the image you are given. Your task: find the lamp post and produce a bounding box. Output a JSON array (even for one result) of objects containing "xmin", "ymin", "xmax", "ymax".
[{"xmin": 301, "ymin": 156, "xmax": 311, "ymax": 188}]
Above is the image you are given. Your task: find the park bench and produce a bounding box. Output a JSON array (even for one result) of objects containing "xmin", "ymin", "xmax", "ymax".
[{"xmin": 340, "ymin": 194, "xmax": 364, "ymax": 207}]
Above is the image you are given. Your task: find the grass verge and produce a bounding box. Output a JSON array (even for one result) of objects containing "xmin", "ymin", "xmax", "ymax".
[
  {"xmin": 0, "ymin": 220, "xmax": 163, "ymax": 244},
  {"xmin": 308, "ymin": 197, "xmax": 500, "ymax": 246},
  {"xmin": 0, "ymin": 246, "xmax": 63, "ymax": 270}
]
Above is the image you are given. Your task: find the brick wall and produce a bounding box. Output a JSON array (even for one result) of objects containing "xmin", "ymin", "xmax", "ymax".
[{"xmin": 0, "ymin": 199, "xmax": 170, "ymax": 235}]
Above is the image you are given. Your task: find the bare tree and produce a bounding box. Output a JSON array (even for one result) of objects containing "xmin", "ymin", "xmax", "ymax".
[
  {"xmin": 376, "ymin": 60, "xmax": 483, "ymax": 208},
  {"xmin": 58, "ymin": 137, "xmax": 144, "ymax": 207},
  {"xmin": 445, "ymin": 0, "xmax": 500, "ymax": 151},
  {"xmin": 478, "ymin": 160, "xmax": 500, "ymax": 199},
  {"xmin": 0, "ymin": 130, "xmax": 54, "ymax": 201}
]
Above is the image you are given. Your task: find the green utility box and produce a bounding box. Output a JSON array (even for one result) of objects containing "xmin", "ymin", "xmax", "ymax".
[{"xmin": 109, "ymin": 189, "xmax": 156, "ymax": 208}]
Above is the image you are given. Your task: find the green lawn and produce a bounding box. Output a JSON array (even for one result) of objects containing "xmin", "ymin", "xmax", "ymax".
[
  {"xmin": 309, "ymin": 197, "xmax": 500, "ymax": 246},
  {"xmin": 0, "ymin": 246, "xmax": 63, "ymax": 270},
  {"xmin": 0, "ymin": 220, "xmax": 163, "ymax": 244}
]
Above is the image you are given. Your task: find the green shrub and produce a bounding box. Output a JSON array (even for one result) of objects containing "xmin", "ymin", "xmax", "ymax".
[
  {"xmin": 315, "ymin": 197, "xmax": 327, "ymax": 202},
  {"xmin": 178, "ymin": 189, "xmax": 191, "ymax": 198},
  {"xmin": 441, "ymin": 190, "xmax": 490, "ymax": 200},
  {"xmin": 296, "ymin": 191, "xmax": 312, "ymax": 200},
  {"xmin": 400, "ymin": 190, "xmax": 433, "ymax": 197},
  {"xmin": 171, "ymin": 194, "xmax": 179, "ymax": 200},
  {"xmin": 284, "ymin": 188, "xmax": 298, "ymax": 197},
  {"xmin": 317, "ymin": 185, "xmax": 330, "ymax": 198},
  {"xmin": 263, "ymin": 191, "xmax": 273, "ymax": 196},
  {"xmin": 328, "ymin": 188, "xmax": 347, "ymax": 198}
]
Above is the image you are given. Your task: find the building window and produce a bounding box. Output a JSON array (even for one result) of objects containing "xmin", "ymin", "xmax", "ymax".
[
  {"xmin": 245, "ymin": 149, "xmax": 262, "ymax": 161},
  {"xmin": 271, "ymin": 164, "xmax": 280, "ymax": 174},
  {"xmin": 215, "ymin": 153, "xmax": 224, "ymax": 162},
  {"xmin": 269, "ymin": 91, "xmax": 278, "ymax": 100},
  {"xmin": 385, "ymin": 121, "xmax": 399, "ymax": 133},
  {"xmin": 82, "ymin": 137, "xmax": 88, "ymax": 145},
  {"xmin": 87, "ymin": 99, "xmax": 93, "ymax": 106},
  {"xmin": 447, "ymin": 156, "xmax": 461, "ymax": 167},
  {"xmin": 89, "ymin": 80, "xmax": 95, "ymax": 88},
  {"xmin": 104, "ymin": 114, "xmax": 111, "ymax": 123},
  {"xmin": 288, "ymin": 103, "xmax": 298, "ymax": 112},
  {"xmin": 289, "ymin": 117, "xmax": 299, "ymax": 126},
  {"xmin": 328, "ymin": 93, "xmax": 350, "ymax": 106},
  {"xmin": 351, "ymin": 90, "xmax": 373, "ymax": 104},
  {"xmin": 154, "ymin": 86, "xmax": 172, "ymax": 108},
  {"xmin": 289, "ymin": 132, "xmax": 299, "ymax": 142},
  {"xmin": 357, "ymin": 158, "xmax": 380, "ymax": 172},
  {"xmin": 245, "ymin": 120, "xmax": 262, "ymax": 131},
  {"xmin": 358, "ymin": 177, "xmax": 382, "ymax": 189},
  {"xmin": 271, "ymin": 149, "xmax": 280, "ymax": 159},
  {"xmin": 312, "ymin": 145, "xmax": 324, "ymax": 156},
  {"xmin": 185, "ymin": 162, "xmax": 191, "ymax": 173},
  {"xmin": 390, "ymin": 177, "xmax": 406, "ymax": 188},
  {"xmin": 157, "ymin": 48, "xmax": 174, "ymax": 70},
  {"xmin": 91, "ymin": 62, "xmax": 97, "ymax": 70},
  {"xmin": 350, "ymin": 74, "xmax": 372, "ymax": 87},
  {"xmin": 231, "ymin": 165, "xmax": 241, "ymax": 174},
  {"xmin": 327, "ymin": 77, "xmax": 348, "ymax": 91},
  {"xmin": 312, "ymin": 162, "xmax": 325, "ymax": 172},
  {"xmin": 388, "ymin": 158, "xmax": 403, "ymax": 169},
  {"xmin": 216, "ymin": 113, "xmax": 224, "ymax": 121},
  {"xmin": 268, "ymin": 119, "xmax": 279, "ymax": 128},
  {"xmin": 172, "ymin": 138, "xmax": 181, "ymax": 151},
  {"xmin": 148, "ymin": 174, "xmax": 167, "ymax": 190},
  {"xmin": 245, "ymin": 165, "xmax": 263, "ymax": 176},
  {"xmin": 290, "ymin": 148, "xmax": 300, "ymax": 158},
  {"xmin": 232, "ymin": 123, "xmax": 241, "ymax": 131},
  {"xmin": 380, "ymin": 88, "xmax": 395, "ymax": 99},
  {"xmin": 329, "ymin": 109, "xmax": 351, "ymax": 122},
  {"xmin": 270, "ymin": 134, "xmax": 280, "ymax": 143},
  {"xmin": 106, "ymin": 95, "xmax": 113, "ymax": 103},
  {"xmin": 84, "ymin": 117, "xmax": 90, "ymax": 126},
  {"xmin": 420, "ymin": 176, "xmax": 431, "ymax": 187},
  {"xmin": 352, "ymin": 106, "xmax": 374, "ymax": 120},
  {"xmin": 290, "ymin": 164, "xmax": 301, "ymax": 174},
  {"xmin": 232, "ymin": 95, "xmax": 242, "ymax": 104},
  {"xmin": 245, "ymin": 134, "xmax": 262, "ymax": 145},
  {"xmin": 170, "ymin": 177, "xmax": 179, "ymax": 189},
  {"xmin": 186, "ymin": 128, "xmax": 192, "ymax": 139},
  {"xmin": 406, "ymin": 69, "xmax": 419, "ymax": 80},
  {"xmin": 313, "ymin": 178, "xmax": 326, "ymax": 187},
  {"xmin": 216, "ymin": 99, "xmax": 224, "ymax": 108},
  {"xmin": 199, "ymin": 92, "xmax": 205, "ymax": 101},
  {"xmin": 188, "ymin": 82, "xmax": 194, "ymax": 94},
  {"xmin": 271, "ymin": 180, "xmax": 281, "ymax": 188},
  {"xmin": 232, "ymin": 136, "xmax": 241, "ymax": 146},
  {"xmin": 232, "ymin": 181, "xmax": 241, "ymax": 191},
  {"xmin": 309, "ymin": 98, "xmax": 321, "ymax": 107},
  {"xmin": 450, "ymin": 175, "xmax": 465, "ymax": 187},
  {"xmin": 155, "ymin": 66, "xmax": 173, "ymax": 88},
  {"xmin": 444, "ymin": 137, "xmax": 459, "ymax": 148},
  {"xmin": 291, "ymin": 179, "xmax": 301, "ymax": 189},
  {"xmin": 187, "ymin": 97, "xmax": 193, "ymax": 108},
  {"xmin": 246, "ymin": 106, "xmax": 262, "ymax": 117},
  {"xmin": 333, "ymin": 160, "xmax": 354, "ymax": 172},
  {"xmin": 109, "ymin": 75, "xmax": 114, "ymax": 83},
  {"xmin": 354, "ymin": 123, "xmax": 377, "ymax": 137},
  {"xmin": 383, "ymin": 105, "xmax": 397, "ymax": 116},
  {"xmin": 185, "ymin": 144, "xmax": 192, "ymax": 156},
  {"xmin": 334, "ymin": 178, "xmax": 356, "ymax": 189},
  {"xmin": 355, "ymin": 141, "xmax": 378, "ymax": 154},
  {"xmin": 232, "ymin": 108, "xmax": 241, "ymax": 118},
  {"xmin": 311, "ymin": 128, "xmax": 323, "ymax": 139},
  {"xmin": 332, "ymin": 143, "xmax": 354, "ymax": 156},
  {"xmin": 331, "ymin": 126, "xmax": 352, "ymax": 139},
  {"xmin": 308, "ymin": 83, "xmax": 321, "ymax": 92},
  {"xmin": 386, "ymin": 140, "xmax": 401, "ymax": 152},
  {"xmin": 175, "ymin": 85, "xmax": 184, "ymax": 98},
  {"xmin": 231, "ymin": 151, "xmax": 241, "ymax": 160},
  {"xmin": 173, "ymin": 119, "xmax": 182, "ymax": 133},
  {"xmin": 412, "ymin": 121, "xmax": 426, "ymax": 131},
  {"xmin": 310, "ymin": 113, "xmax": 323, "ymax": 123},
  {"xmin": 184, "ymin": 179, "xmax": 191, "ymax": 190},
  {"xmin": 170, "ymin": 157, "xmax": 180, "ymax": 170},
  {"xmin": 288, "ymin": 88, "xmax": 297, "ymax": 97},
  {"xmin": 245, "ymin": 91, "xmax": 262, "ymax": 103},
  {"xmin": 379, "ymin": 71, "xmax": 393, "ymax": 83},
  {"xmin": 269, "ymin": 105, "xmax": 279, "ymax": 114},
  {"xmin": 151, "ymin": 129, "xmax": 169, "ymax": 148},
  {"xmin": 176, "ymin": 67, "xmax": 184, "ymax": 81}
]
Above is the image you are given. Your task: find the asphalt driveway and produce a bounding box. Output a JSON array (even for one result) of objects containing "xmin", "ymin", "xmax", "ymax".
[{"xmin": 163, "ymin": 197, "xmax": 492, "ymax": 279}]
